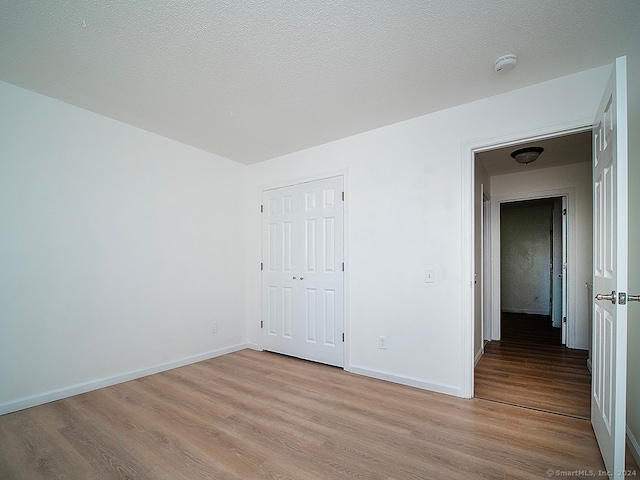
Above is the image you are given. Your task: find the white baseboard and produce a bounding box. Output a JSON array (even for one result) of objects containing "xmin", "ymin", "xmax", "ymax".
[
  {"xmin": 0, "ymin": 343, "xmax": 250, "ymax": 416},
  {"xmin": 628, "ymin": 425, "xmax": 640, "ymax": 467},
  {"xmin": 347, "ymin": 364, "xmax": 462, "ymax": 398},
  {"xmin": 502, "ymin": 309, "xmax": 550, "ymax": 316}
]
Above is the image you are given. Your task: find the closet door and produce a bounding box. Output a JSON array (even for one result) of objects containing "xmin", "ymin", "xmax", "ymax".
[
  {"xmin": 262, "ymin": 176, "xmax": 344, "ymax": 367},
  {"xmin": 262, "ymin": 183, "xmax": 298, "ymax": 360}
]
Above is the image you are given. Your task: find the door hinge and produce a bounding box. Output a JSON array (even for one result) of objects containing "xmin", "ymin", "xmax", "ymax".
[
  {"xmin": 342, "ymin": 191, "xmax": 344, "ymax": 201},
  {"xmin": 342, "ymin": 333, "xmax": 345, "ymax": 342},
  {"xmin": 261, "ymin": 262, "xmax": 263, "ymax": 271},
  {"xmin": 342, "ymin": 262, "xmax": 345, "ymax": 271},
  {"xmin": 563, "ymin": 208, "xmax": 567, "ymax": 215},
  {"xmin": 261, "ymin": 320, "xmax": 264, "ymax": 328},
  {"xmin": 563, "ymin": 316, "xmax": 567, "ymax": 323},
  {"xmin": 260, "ymin": 204, "xmax": 263, "ymax": 213}
]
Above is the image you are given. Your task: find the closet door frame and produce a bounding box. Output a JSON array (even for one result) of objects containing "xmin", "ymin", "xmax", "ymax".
[{"xmin": 258, "ymin": 170, "xmax": 350, "ymax": 369}]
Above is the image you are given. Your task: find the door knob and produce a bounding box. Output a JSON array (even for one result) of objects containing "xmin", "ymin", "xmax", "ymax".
[
  {"xmin": 629, "ymin": 295, "xmax": 640, "ymax": 302},
  {"xmin": 595, "ymin": 291, "xmax": 616, "ymax": 304}
]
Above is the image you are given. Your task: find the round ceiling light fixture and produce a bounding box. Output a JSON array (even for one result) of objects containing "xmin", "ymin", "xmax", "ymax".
[
  {"xmin": 511, "ymin": 146, "xmax": 544, "ymax": 165},
  {"xmin": 494, "ymin": 54, "xmax": 517, "ymax": 72}
]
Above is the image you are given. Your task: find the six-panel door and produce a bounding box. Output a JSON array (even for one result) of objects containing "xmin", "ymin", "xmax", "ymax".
[
  {"xmin": 592, "ymin": 57, "xmax": 628, "ymax": 479},
  {"xmin": 262, "ymin": 176, "xmax": 344, "ymax": 367}
]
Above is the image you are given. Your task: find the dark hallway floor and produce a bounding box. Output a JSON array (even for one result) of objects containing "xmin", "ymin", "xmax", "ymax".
[{"xmin": 474, "ymin": 313, "xmax": 590, "ymax": 419}]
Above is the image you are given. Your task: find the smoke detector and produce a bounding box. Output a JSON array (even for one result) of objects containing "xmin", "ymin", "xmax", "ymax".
[{"xmin": 495, "ymin": 54, "xmax": 517, "ymax": 72}]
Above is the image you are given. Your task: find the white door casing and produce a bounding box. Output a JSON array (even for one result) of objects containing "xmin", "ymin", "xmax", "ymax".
[
  {"xmin": 591, "ymin": 56, "xmax": 628, "ymax": 479},
  {"xmin": 262, "ymin": 176, "xmax": 345, "ymax": 367},
  {"xmin": 482, "ymin": 193, "xmax": 492, "ymax": 344},
  {"xmin": 562, "ymin": 196, "xmax": 568, "ymax": 345},
  {"xmin": 552, "ymin": 197, "xmax": 563, "ymax": 330}
]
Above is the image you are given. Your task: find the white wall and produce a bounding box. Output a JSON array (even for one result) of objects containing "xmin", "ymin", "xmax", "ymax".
[
  {"xmin": 0, "ymin": 81, "xmax": 248, "ymax": 413},
  {"xmin": 625, "ymin": 18, "xmax": 640, "ymax": 464},
  {"xmin": 491, "ymin": 162, "xmax": 592, "ymax": 349},
  {"xmin": 246, "ymin": 66, "xmax": 610, "ymax": 396}
]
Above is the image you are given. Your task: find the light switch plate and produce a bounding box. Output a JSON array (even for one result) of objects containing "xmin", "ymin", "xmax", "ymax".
[{"xmin": 425, "ymin": 270, "xmax": 435, "ymax": 283}]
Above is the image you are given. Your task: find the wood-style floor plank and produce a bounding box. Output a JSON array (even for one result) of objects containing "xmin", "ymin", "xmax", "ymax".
[
  {"xmin": 474, "ymin": 313, "xmax": 591, "ymax": 419},
  {"xmin": 0, "ymin": 347, "xmax": 612, "ymax": 479},
  {"xmin": 474, "ymin": 312, "xmax": 639, "ymax": 473}
]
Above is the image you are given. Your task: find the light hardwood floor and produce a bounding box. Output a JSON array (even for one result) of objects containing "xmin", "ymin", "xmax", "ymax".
[
  {"xmin": 1, "ymin": 348, "xmax": 608, "ymax": 479},
  {"xmin": 475, "ymin": 312, "xmax": 638, "ymax": 474}
]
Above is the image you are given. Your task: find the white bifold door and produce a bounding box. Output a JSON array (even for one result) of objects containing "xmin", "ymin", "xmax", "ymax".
[
  {"xmin": 261, "ymin": 176, "xmax": 344, "ymax": 367},
  {"xmin": 592, "ymin": 56, "xmax": 628, "ymax": 479}
]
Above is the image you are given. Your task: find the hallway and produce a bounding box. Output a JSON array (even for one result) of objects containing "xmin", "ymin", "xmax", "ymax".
[{"xmin": 474, "ymin": 313, "xmax": 590, "ymax": 419}]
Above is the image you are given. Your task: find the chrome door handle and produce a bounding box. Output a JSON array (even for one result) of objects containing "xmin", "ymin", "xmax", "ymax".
[
  {"xmin": 623, "ymin": 293, "xmax": 640, "ymax": 303},
  {"xmin": 613, "ymin": 292, "xmax": 640, "ymax": 305},
  {"xmin": 595, "ymin": 291, "xmax": 616, "ymax": 304}
]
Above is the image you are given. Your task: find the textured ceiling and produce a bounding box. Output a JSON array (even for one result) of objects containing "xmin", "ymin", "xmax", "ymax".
[{"xmin": 1, "ymin": 1, "xmax": 639, "ymax": 164}]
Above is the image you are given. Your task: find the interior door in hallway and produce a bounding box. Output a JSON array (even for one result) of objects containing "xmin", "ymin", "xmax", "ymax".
[
  {"xmin": 262, "ymin": 176, "xmax": 344, "ymax": 367},
  {"xmin": 592, "ymin": 56, "xmax": 628, "ymax": 479}
]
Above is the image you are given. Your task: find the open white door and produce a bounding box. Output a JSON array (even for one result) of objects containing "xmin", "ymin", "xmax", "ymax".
[{"xmin": 592, "ymin": 56, "xmax": 628, "ymax": 479}]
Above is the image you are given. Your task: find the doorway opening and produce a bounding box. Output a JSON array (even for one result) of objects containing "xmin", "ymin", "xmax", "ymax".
[
  {"xmin": 500, "ymin": 197, "xmax": 567, "ymax": 346},
  {"xmin": 471, "ymin": 129, "xmax": 593, "ymax": 418}
]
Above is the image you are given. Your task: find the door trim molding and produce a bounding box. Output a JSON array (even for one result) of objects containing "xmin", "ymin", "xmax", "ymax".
[
  {"xmin": 482, "ymin": 192, "xmax": 492, "ymax": 345},
  {"xmin": 461, "ymin": 120, "xmax": 593, "ymax": 398}
]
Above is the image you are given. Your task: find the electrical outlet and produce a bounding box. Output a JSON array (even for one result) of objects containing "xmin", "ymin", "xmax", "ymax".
[
  {"xmin": 379, "ymin": 336, "xmax": 387, "ymax": 350},
  {"xmin": 211, "ymin": 322, "xmax": 218, "ymax": 334}
]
